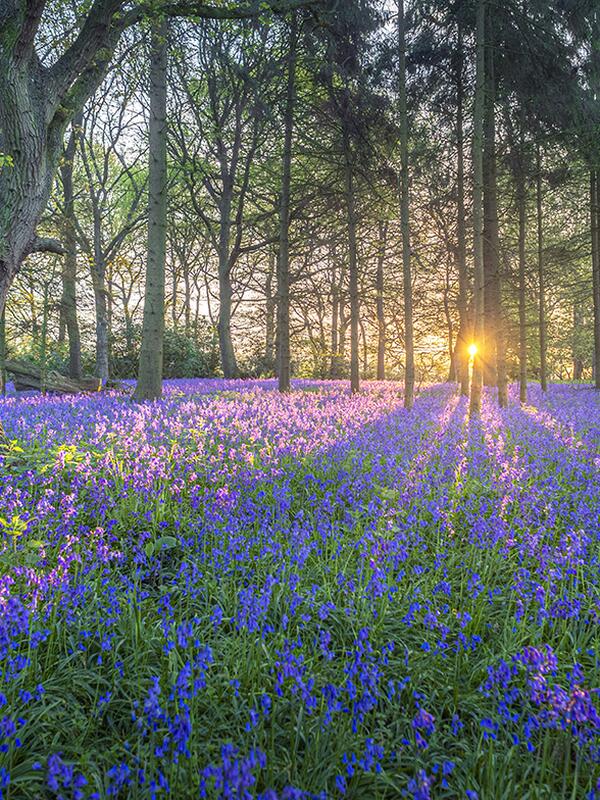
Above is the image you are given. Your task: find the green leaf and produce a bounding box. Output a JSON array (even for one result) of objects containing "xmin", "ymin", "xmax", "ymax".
[{"xmin": 156, "ymin": 535, "xmax": 177, "ymax": 550}]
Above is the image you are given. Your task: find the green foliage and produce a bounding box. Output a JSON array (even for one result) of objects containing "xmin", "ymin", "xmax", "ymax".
[{"xmin": 110, "ymin": 323, "xmax": 219, "ymax": 379}]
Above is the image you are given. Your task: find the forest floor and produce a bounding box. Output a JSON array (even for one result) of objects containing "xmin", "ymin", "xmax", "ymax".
[{"xmin": 0, "ymin": 380, "xmax": 599, "ymax": 799}]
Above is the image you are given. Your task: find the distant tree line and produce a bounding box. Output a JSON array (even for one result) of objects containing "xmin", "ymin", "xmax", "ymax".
[{"xmin": 1, "ymin": 0, "xmax": 600, "ymax": 405}]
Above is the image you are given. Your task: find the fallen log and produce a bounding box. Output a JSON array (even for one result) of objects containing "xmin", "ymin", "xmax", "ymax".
[{"xmin": 6, "ymin": 360, "xmax": 101, "ymax": 394}]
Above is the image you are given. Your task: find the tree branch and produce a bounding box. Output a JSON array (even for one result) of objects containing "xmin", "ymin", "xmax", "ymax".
[
  {"xmin": 27, "ymin": 236, "xmax": 65, "ymax": 256},
  {"xmin": 0, "ymin": 0, "xmax": 21, "ymax": 43},
  {"xmin": 45, "ymin": 0, "xmax": 321, "ymax": 133},
  {"xmin": 127, "ymin": 0, "xmax": 320, "ymax": 25},
  {"xmin": 14, "ymin": 0, "xmax": 47, "ymax": 62},
  {"xmin": 48, "ymin": 0, "xmax": 124, "ymax": 107}
]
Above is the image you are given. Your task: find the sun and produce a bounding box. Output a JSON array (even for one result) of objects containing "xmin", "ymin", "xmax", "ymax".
[{"xmin": 468, "ymin": 343, "xmax": 478, "ymax": 359}]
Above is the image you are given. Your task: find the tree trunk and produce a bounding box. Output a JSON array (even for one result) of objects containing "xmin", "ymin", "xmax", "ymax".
[
  {"xmin": 6, "ymin": 360, "xmax": 102, "ymax": 394},
  {"xmin": 0, "ymin": 64, "xmax": 62, "ymax": 313},
  {"xmin": 338, "ymin": 260, "xmax": 348, "ymax": 369},
  {"xmin": 124, "ymin": 307, "xmax": 135, "ymax": 354},
  {"xmin": 265, "ymin": 249, "xmax": 276, "ymax": 371},
  {"xmin": 27, "ymin": 273, "xmax": 39, "ymax": 345},
  {"xmin": 134, "ymin": 20, "xmax": 168, "ymax": 402},
  {"xmin": 330, "ymin": 261, "xmax": 340, "ymax": 378},
  {"xmin": 183, "ymin": 262, "xmax": 191, "ymax": 337},
  {"xmin": 398, "ymin": 0, "xmax": 415, "ymax": 410},
  {"xmin": 376, "ymin": 220, "xmax": 387, "ymax": 380},
  {"xmin": 482, "ymin": 13, "xmax": 507, "ymax": 407},
  {"xmin": 216, "ymin": 169, "xmax": 237, "ymax": 378},
  {"xmin": 171, "ymin": 261, "xmax": 178, "ymax": 330},
  {"xmin": 58, "ymin": 309, "xmax": 66, "ymax": 345},
  {"xmin": 517, "ymin": 139, "xmax": 527, "ymax": 404},
  {"xmin": 40, "ymin": 282, "xmax": 50, "ymax": 395},
  {"xmin": 359, "ymin": 317, "xmax": 368, "ymax": 380},
  {"xmin": 573, "ymin": 303, "xmax": 583, "ymax": 380},
  {"xmin": 0, "ymin": 1, "xmax": 127, "ymax": 313},
  {"xmin": 537, "ymin": 145, "xmax": 547, "ymax": 392},
  {"xmin": 443, "ymin": 276, "xmax": 455, "ymax": 381},
  {"xmin": 469, "ymin": 0, "xmax": 486, "ymax": 416},
  {"xmin": 0, "ymin": 307, "xmax": 6, "ymax": 395},
  {"xmin": 276, "ymin": 11, "xmax": 297, "ymax": 393},
  {"xmin": 217, "ymin": 264, "xmax": 236, "ymax": 377},
  {"xmin": 592, "ymin": 170, "xmax": 600, "ymax": 390},
  {"xmin": 455, "ymin": 22, "xmax": 470, "ymax": 396},
  {"xmin": 343, "ymin": 126, "xmax": 360, "ymax": 394},
  {"xmin": 60, "ymin": 119, "xmax": 83, "ymax": 380},
  {"xmin": 91, "ymin": 263, "xmax": 110, "ymax": 384}
]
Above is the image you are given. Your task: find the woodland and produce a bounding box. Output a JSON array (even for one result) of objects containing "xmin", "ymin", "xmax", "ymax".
[
  {"xmin": 1, "ymin": 2, "xmax": 600, "ymax": 799},
  {"xmin": 1, "ymin": 0, "xmax": 599, "ymax": 400}
]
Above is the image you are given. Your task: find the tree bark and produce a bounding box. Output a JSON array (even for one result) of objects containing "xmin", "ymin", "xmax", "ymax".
[
  {"xmin": 469, "ymin": 0, "xmax": 486, "ymax": 416},
  {"xmin": 482, "ymin": 12, "xmax": 507, "ymax": 407},
  {"xmin": 59, "ymin": 118, "xmax": 83, "ymax": 380},
  {"xmin": 183, "ymin": 261, "xmax": 191, "ymax": 337},
  {"xmin": 0, "ymin": 307, "xmax": 5, "ymax": 395},
  {"xmin": 217, "ymin": 251, "xmax": 237, "ymax": 377},
  {"xmin": 171, "ymin": 260, "xmax": 178, "ymax": 329},
  {"xmin": 276, "ymin": 11, "xmax": 297, "ymax": 393},
  {"xmin": 330, "ymin": 256, "xmax": 340, "ymax": 378},
  {"xmin": 536, "ymin": 145, "xmax": 547, "ymax": 392},
  {"xmin": 375, "ymin": 220, "xmax": 387, "ymax": 380},
  {"xmin": 573, "ymin": 303, "xmax": 583, "ymax": 380},
  {"xmin": 398, "ymin": 0, "xmax": 414, "ymax": 410},
  {"xmin": 134, "ymin": 20, "xmax": 168, "ymax": 401},
  {"xmin": 5, "ymin": 360, "xmax": 102, "ymax": 394},
  {"xmin": 455, "ymin": 22, "xmax": 470, "ymax": 396},
  {"xmin": 343, "ymin": 124, "xmax": 360, "ymax": 394},
  {"xmin": 92, "ymin": 266, "xmax": 110, "ymax": 384},
  {"xmin": 592, "ymin": 170, "xmax": 600, "ymax": 390},
  {"xmin": 265, "ymin": 248, "xmax": 276, "ymax": 371},
  {"xmin": 0, "ymin": 64, "xmax": 63, "ymax": 312},
  {"xmin": 517, "ymin": 134, "xmax": 527, "ymax": 404}
]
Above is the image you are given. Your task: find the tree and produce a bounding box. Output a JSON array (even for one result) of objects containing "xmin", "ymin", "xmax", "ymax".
[
  {"xmin": 134, "ymin": 20, "xmax": 168, "ymax": 402},
  {"xmin": 398, "ymin": 0, "xmax": 414, "ymax": 410},
  {"xmin": 76, "ymin": 62, "xmax": 146, "ymax": 383},
  {"xmin": 58, "ymin": 117, "xmax": 83, "ymax": 379},
  {"xmin": 470, "ymin": 0, "xmax": 486, "ymax": 416},
  {"xmin": 170, "ymin": 18, "xmax": 277, "ymax": 378},
  {"xmin": 482, "ymin": 8, "xmax": 507, "ymax": 407},
  {"xmin": 516, "ymin": 123, "xmax": 527, "ymax": 405},
  {"xmin": 276, "ymin": 12, "xmax": 298, "ymax": 393},
  {"xmin": 536, "ymin": 145, "xmax": 547, "ymax": 392},
  {"xmin": 0, "ymin": 0, "xmax": 320, "ymax": 317},
  {"xmin": 375, "ymin": 220, "xmax": 387, "ymax": 380},
  {"xmin": 454, "ymin": 19, "xmax": 470, "ymax": 397}
]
